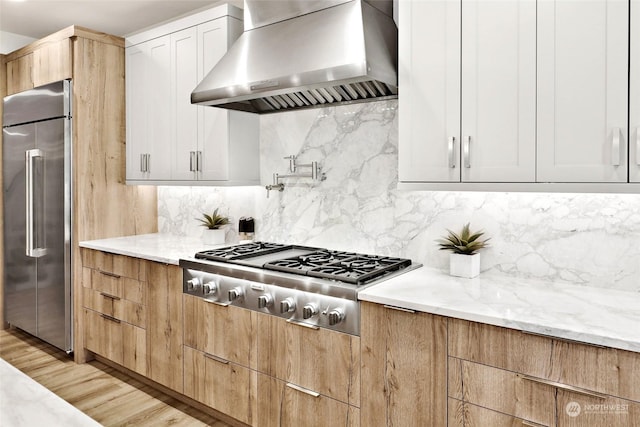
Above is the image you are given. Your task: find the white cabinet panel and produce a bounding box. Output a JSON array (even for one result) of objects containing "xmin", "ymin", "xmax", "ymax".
[
  {"xmin": 631, "ymin": 0, "xmax": 640, "ymax": 183},
  {"xmin": 537, "ymin": 0, "xmax": 628, "ymax": 182},
  {"xmin": 461, "ymin": 0, "xmax": 536, "ymax": 182},
  {"xmin": 398, "ymin": 0, "xmax": 460, "ymax": 182},
  {"xmin": 125, "ymin": 45, "xmax": 148, "ymax": 181}
]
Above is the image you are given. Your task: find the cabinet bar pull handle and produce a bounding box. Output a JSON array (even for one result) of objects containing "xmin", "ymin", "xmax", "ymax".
[
  {"xmin": 189, "ymin": 151, "xmax": 196, "ymax": 172},
  {"xmin": 101, "ymin": 314, "xmax": 121, "ymax": 324},
  {"xmin": 612, "ymin": 128, "xmax": 621, "ymax": 166},
  {"xmin": 517, "ymin": 374, "xmax": 607, "ymax": 399},
  {"xmin": 286, "ymin": 319, "xmax": 319, "ymax": 330},
  {"xmin": 196, "ymin": 151, "xmax": 202, "ymax": 172},
  {"xmin": 99, "ymin": 271, "xmax": 121, "ymax": 279},
  {"xmin": 204, "ymin": 353, "xmax": 229, "ymax": 365},
  {"xmin": 286, "ymin": 383, "xmax": 320, "ymax": 398},
  {"xmin": 636, "ymin": 127, "xmax": 640, "ymax": 166},
  {"xmin": 145, "ymin": 154, "xmax": 150, "ymax": 172},
  {"xmin": 100, "ymin": 292, "xmax": 121, "ymax": 301},
  {"xmin": 140, "ymin": 154, "xmax": 145, "ymax": 172},
  {"xmin": 463, "ymin": 136, "xmax": 471, "ymax": 168},
  {"xmin": 521, "ymin": 330, "xmax": 607, "ymax": 348},
  {"xmin": 383, "ymin": 304, "xmax": 416, "ymax": 314},
  {"xmin": 521, "ymin": 421, "xmax": 546, "ymax": 427},
  {"xmin": 204, "ymin": 299, "xmax": 230, "ymax": 307},
  {"xmin": 448, "ymin": 137, "xmax": 456, "ymax": 168}
]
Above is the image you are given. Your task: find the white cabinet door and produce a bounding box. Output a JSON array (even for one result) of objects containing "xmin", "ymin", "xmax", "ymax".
[
  {"xmin": 198, "ymin": 18, "xmax": 231, "ymax": 181},
  {"xmin": 398, "ymin": 0, "xmax": 461, "ymax": 182},
  {"xmin": 631, "ymin": 0, "xmax": 640, "ymax": 183},
  {"xmin": 170, "ymin": 27, "xmax": 199, "ymax": 181},
  {"xmin": 126, "ymin": 35, "xmax": 172, "ymax": 181},
  {"xmin": 537, "ymin": 0, "xmax": 628, "ymax": 182},
  {"xmin": 461, "ymin": 0, "xmax": 536, "ymax": 182}
]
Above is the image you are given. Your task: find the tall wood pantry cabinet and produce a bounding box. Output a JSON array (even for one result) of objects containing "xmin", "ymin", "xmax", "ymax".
[
  {"xmin": 1, "ymin": 26, "xmax": 158, "ymax": 360},
  {"xmin": 125, "ymin": 4, "xmax": 260, "ymax": 185},
  {"xmin": 399, "ymin": 0, "xmax": 637, "ymax": 190}
]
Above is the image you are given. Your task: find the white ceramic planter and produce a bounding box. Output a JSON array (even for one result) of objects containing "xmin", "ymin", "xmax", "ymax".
[
  {"xmin": 449, "ymin": 253, "xmax": 480, "ymax": 279},
  {"xmin": 202, "ymin": 228, "xmax": 226, "ymax": 245}
]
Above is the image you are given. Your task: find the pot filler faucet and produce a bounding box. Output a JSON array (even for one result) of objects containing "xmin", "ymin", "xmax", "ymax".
[{"xmin": 265, "ymin": 154, "xmax": 326, "ymax": 197}]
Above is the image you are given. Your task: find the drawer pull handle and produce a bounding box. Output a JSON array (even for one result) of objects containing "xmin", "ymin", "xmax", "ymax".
[
  {"xmin": 518, "ymin": 374, "xmax": 607, "ymax": 399},
  {"xmin": 204, "ymin": 353, "xmax": 229, "ymax": 365},
  {"xmin": 383, "ymin": 304, "xmax": 416, "ymax": 314},
  {"xmin": 100, "ymin": 292, "xmax": 121, "ymax": 301},
  {"xmin": 100, "ymin": 314, "xmax": 121, "ymax": 324},
  {"xmin": 286, "ymin": 319, "xmax": 319, "ymax": 330},
  {"xmin": 204, "ymin": 299, "xmax": 230, "ymax": 307},
  {"xmin": 286, "ymin": 383, "xmax": 320, "ymax": 398},
  {"xmin": 448, "ymin": 136, "xmax": 456, "ymax": 168},
  {"xmin": 612, "ymin": 127, "xmax": 621, "ymax": 166},
  {"xmin": 521, "ymin": 421, "xmax": 546, "ymax": 427},
  {"xmin": 99, "ymin": 271, "xmax": 121, "ymax": 279},
  {"xmin": 521, "ymin": 330, "xmax": 607, "ymax": 348}
]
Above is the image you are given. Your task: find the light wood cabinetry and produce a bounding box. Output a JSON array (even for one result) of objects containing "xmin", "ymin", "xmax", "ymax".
[
  {"xmin": 2, "ymin": 25, "xmax": 158, "ymax": 358},
  {"xmin": 125, "ymin": 5, "xmax": 260, "ymax": 185},
  {"xmin": 360, "ymin": 302, "xmax": 448, "ymax": 427},
  {"xmin": 398, "ymin": 0, "xmax": 536, "ymax": 183},
  {"xmin": 449, "ymin": 318, "xmax": 640, "ymax": 427},
  {"xmin": 81, "ymin": 249, "xmax": 147, "ymax": 375}
]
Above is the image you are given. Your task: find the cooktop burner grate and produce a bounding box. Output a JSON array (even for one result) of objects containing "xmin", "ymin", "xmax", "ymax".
[{"xmin": 195, "ymin": 241, "xmax": 289, "ymax": 261}]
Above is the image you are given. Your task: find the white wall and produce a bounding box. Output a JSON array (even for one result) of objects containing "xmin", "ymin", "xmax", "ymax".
[
  {"xmin": 158, "ymin": 100, "xmax": 640, "ymax": 293},
  {"xmin": 0, "ymin": 31, "xmax": 35, "ymax": 54}
]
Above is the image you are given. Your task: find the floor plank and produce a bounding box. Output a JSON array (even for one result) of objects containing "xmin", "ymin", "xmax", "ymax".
[{"xmin": 0, "ymin": 328, "xmax": 232, "ymax": 427}]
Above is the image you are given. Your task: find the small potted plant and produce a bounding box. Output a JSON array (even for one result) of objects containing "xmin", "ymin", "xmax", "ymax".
[
  {"xmin": 436, "ymin": 223, "xmax": 490, "ymax": 278},
  {"xmin": 197, "ymin": 208, "xmax": 230, "ymax": 245}
]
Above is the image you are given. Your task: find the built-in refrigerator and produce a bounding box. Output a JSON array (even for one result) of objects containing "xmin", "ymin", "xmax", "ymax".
[{"xmin": 2, "ymin": 80, "xmax": 73, "ymax": 353}]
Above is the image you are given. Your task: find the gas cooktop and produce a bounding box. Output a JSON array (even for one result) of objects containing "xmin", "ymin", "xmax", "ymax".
[{"xmin": 193, "ymin": 242, "xmax": 413, "ymax": 286}]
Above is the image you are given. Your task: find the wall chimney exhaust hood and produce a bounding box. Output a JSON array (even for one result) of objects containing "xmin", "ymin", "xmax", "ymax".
[{"xmin": 191, "ymin": 0, "xmax": 397, "ymax": 114}]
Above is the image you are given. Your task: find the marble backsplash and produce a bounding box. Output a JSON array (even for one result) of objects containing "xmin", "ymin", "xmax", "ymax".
[{"xmin": 158, "ymin": 100, "xmax": 640, "ymax": 292}]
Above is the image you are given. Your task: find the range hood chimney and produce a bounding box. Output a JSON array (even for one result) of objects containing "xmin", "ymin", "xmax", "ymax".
[{"xmin": 191, "ymin": 0, "xmax": 398, "ymax": 114}]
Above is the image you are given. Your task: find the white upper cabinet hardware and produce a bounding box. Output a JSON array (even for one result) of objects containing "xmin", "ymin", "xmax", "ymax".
[{"xmin": 125, "ymin": 5, "xmax": 260, "ymax": 185}]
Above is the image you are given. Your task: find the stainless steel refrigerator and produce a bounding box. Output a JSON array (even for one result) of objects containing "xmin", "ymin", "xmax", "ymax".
[{"xmin": 2, "ymin": 80, "xmax": 73, "ymax": 353}]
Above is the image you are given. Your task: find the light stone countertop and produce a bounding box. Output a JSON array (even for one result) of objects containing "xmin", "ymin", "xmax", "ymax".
[
  {"xmin": 79, "ymin": 233, "xmax": 640, "ymax": 353},
  {"xmin": 358, "ymin": 266, "xmax": 640, "ymax": 353},
  {"xmin": 0, "ymin": 358, "xmax": 102, "ymax": 427}
]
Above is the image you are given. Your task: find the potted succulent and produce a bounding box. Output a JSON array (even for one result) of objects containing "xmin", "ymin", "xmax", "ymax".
[
  {"xmin": 197, "ymin": 208, "xmax": 230, "ymax": 245},
  {"xmin": 436, "ymin": 223, "xmax": 490, "ymax": 278}
]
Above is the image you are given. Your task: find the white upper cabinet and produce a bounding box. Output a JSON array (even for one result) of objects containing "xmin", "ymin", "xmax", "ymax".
[
  {"xmin": 399, "ymin": 0, "xmax": 536, "ymax": 183},
  {"xmin": 125, "ymin": 4, "xmax": 260, "ymax": 185},
  {"xmin": 537, "ymin": 0, "xmax": 629, "ymax": 183},
  {"xmin": 631, "ymin": 0, "xmax": 640, "ymax": 183}
]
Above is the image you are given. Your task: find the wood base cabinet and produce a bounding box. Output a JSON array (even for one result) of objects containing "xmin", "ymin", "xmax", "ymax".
[
  {"xmin": 360, "ymin": 302, "xmax": 448, "ymax": 427},
  {"xmin": 183, "ymin": 345, "xmax": 258, "ymax": 426},
  {"xmin": 257, "ymin": 374, "xmax": 359, "ymax": 427}
]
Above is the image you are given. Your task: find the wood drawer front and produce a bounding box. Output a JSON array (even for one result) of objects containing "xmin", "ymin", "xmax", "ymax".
[
  {"xmin": 183, "ymin": 295, "xmax": 257, "ymax": 369},
  {"xmin": 556, "ymin": 389, "xmax": 640, "ymax": 427},
  {"xmin": 81, "ymin": 249, "xmax": 145, "ymax": 281},
  {"xmin": 449, "ymin": 318, "xmax": 553, "ymax": 378},
  {"xmin": 449, "ymin": 319, "xmax": 640, "ymax": 402},
  {"xmin": 183, "ymin": 345, "xmax": 257, "ymax": 427},
  {"xmin": 449, "ymin": 358, "xmax": 555, "ymax": 426},
  {"xmin": 449, "ymin": 398, "xmax": 549, "ymax": 427},
  {"xmin": 84, "ymin": 308, "xmax": 123, "ymax": 365},
  {"xmin": 83, "ymin": 276, "xmax": 146, "ymax": 328},
  {"xmin": 257, "ymin": 313, "xmax": 360, "ymax": 407},
  {"xmin": 122, "ymin": 322, "xmax": 146, "ymax": 375},
  {"xmin": 257, "ymin": 373, "xmax": 359, "ymax": 427},
  {"xmin": 89, "ymin": 268, "xmax": 124, "ymax": 297}
]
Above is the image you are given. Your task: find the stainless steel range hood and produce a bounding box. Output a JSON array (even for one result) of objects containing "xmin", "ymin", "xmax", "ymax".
[{"xmin": 191, "ymin": 0, "xmax": 397, "ymax": 114}]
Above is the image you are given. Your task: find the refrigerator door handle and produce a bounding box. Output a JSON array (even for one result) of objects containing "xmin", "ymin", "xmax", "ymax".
[{"xmin": 25, "ymin": 149, "xmax": 47, "ymax": 258}]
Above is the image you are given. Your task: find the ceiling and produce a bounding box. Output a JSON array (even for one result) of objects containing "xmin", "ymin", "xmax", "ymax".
[{"xmin": 0, "ymin": 0, "xmax": 242, "ymax": 41}]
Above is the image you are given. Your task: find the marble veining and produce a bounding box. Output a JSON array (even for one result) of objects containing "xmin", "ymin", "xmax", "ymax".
[
  {"xmin": 358, "ymin": 267, "xmax": 640, "ymax": 352},
  {"xmin": 158, "ymin": 99, "xmax": 640, "ymax": 292},
  {"xmin": 0, "ymin": 358, "xmax": 102, "ymax": 427}
]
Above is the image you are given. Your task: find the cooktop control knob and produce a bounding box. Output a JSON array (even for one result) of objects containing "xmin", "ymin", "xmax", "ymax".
[
  {"xmin": 280, "ymin": 297, "xmax": 296, "ymax": 313},
  {"xmin": 228, "ymin": 287, "xmax": 243, "ymax": 301},
  {"xmin": 302, "ymin": 303, "xmax": 318, "ymax": 319},
  {"xmin": 257, "ymin": 294, "xmax": 273, "ymax": 309},
  {"xmin": 186, "ymin": 278, "xmax": 201, "ymax": 292},
  {"xmin": 203, "ymin": 281, "xmax": 217, "ymax": 295},
  {"xmin": 328, "ymin": 308, "xmax": 344, "ymax": 326}
]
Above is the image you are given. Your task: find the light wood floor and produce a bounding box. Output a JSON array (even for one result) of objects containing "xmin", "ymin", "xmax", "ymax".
[{"xmin": 0, "ymin": 328, "xmax": 232, "ymax": 427}]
